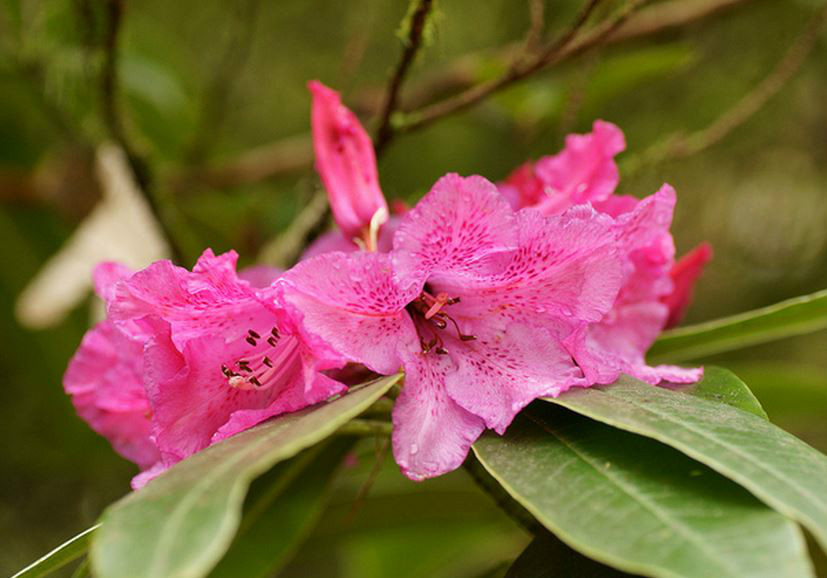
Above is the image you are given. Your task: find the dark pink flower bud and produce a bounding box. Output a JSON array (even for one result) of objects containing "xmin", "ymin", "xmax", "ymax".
[
  {"xmin": 309, "ymin": 80, "xmax": 388, "ymax": 245},
  {"xmin": 663, "ymin": 242, "xmax": 713, "ymax": 328}
]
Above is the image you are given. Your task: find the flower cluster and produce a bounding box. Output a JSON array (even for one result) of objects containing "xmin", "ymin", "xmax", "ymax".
[{"xmin": 64, "ymin": 82, "xmax": 710, "ymax": 487}]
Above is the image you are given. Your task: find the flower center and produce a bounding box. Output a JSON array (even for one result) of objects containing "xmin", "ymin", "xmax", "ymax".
[
  {"xmin": 406, "ymin": 289, "xmax": 476, "ymax": 355},
  {"xmin": 221, "ymin": 327, "xmax": 296, "ymax": 391}
]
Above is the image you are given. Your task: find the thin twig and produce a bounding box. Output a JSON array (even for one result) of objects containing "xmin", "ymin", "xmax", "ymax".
[
  {"xmin": 165, "ymin": 0, "xmax": 751, "ymax": 191},
  {"xmin": 374, "ymin": 0, "xmax": 434, "ymax": 153},
  {"xmin": 626, "ymin": 2, "xmax": 827, "ymax": 173},
  {"xmin": 100, "ymin": 0, "xmax": 185, "ymax": 260},
  {"xmin": 399, "ymin": 0, "xmax": 644, "ymax": 135}
]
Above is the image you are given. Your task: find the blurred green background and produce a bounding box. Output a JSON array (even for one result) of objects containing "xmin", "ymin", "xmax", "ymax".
[{"xmin": 1, "ymin": 0, "xmax": 825, "ymax": 576}]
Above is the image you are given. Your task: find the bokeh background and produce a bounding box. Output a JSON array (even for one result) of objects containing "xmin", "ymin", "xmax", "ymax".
[{"xmin": 1, "ymin": 0, "xmax": 825, "ymax": 576}]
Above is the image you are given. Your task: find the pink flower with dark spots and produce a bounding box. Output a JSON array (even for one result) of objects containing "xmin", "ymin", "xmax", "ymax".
[
  {"xmin": 498, "ymin": 120, "xmax": 625, "ymax": 214},
  {"xmin": 565, "ymin": 185, "xmax": 703, "ymax": 385},
  {"xmin": 279, "ymin": 174, "xmax": 624, "ymax": 481},
  {"xmin": 309, "ymin": 80, "xmax": 388, "ymax": 249},
  {"xmin": 64, "ymin": 319, "xmax": 159, "ymax": 470},
  {"xmin": 67, "ymin": 250, "xmax": 344, "ymax": 489},
  {"xmin": 497, "ymin": 121, "xmax": 706, "ymax": 385},
  {"xmin": 662, "ymin": 242, "xmax": 712, "ymax": 328}
]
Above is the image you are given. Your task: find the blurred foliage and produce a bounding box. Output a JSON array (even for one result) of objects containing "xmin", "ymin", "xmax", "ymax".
[{"xmin": 0, "ymin": 0, "xmax": 825, "ymax": 576}]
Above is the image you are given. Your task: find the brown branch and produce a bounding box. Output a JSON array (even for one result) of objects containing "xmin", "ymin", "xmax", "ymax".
[
  {"xmin": 165, "ymin": 0, "xmax": 754, "ymax": 191},
  {"xmin": 627, "ymin": 2, "xmax": 827, "ymax": 172},
  {"xmin": 100, "ymin": 0, "xmax": 185, "ymax": 261},
  {"xmin": 374, "ymin": 0, "xmax": 434, "ymax": 153},
  {"xmin": 398, "ymin": 0, "xmax": 644, "ymax": 135}
]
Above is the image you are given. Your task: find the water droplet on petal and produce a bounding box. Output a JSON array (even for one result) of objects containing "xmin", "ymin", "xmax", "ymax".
[{"xmin": 410, "ymin": 443, "xmax": 419, "ymax": 455}]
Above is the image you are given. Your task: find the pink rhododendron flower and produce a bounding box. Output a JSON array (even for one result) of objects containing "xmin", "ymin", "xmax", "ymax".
[
  {"xmin": 498, "ymin": 122, "xmax": 705, "ymax": 385},
  {"xmin": 66, "ymin": 250, "xmax": 344, "ymax": 489},
  {"xmin": 64, "ymin": 319, "xmax": 159, "ymax": 469},
  {"xmin": 662, "ymin": 242, "xmax": 712, "ymax": 328},
  {"xmin": 565, "ymin": 185, "xmax": 703, "ymax": 385},
  {"xmin": 279, "ymin": 174, "xmax": 624, "ymax": 481},
  {"xmin": 309, "ymin": 80, "xmax": 388, "ymax": 248},
  {"xmin": 498, "ymin": 120, "xmax": 625, "ymax": 214}
]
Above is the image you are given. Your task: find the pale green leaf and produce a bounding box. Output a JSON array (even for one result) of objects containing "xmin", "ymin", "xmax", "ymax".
[
  {"xmin": 648, "ymin": 290, "xmax": 827, "ymax": 362},
  {"xmin": 544, "ymin": 368, "xmax": 827, "ymax": 552},
  {"xmin": 473, "ymin": 405, "xmax": 813, "ymax": 578}
]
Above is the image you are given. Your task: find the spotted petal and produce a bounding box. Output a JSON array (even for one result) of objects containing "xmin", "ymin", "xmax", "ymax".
[
  {"xmin": 393, "ymin": 174, "xmax": 517, "ymax": 288},
  {"xmin": 392, "ymin": 348, "xmax": 486, "ymax": 481},
  {"xmin": 278, "ymin": 251, "xmax": 421, "ymax": 375}
]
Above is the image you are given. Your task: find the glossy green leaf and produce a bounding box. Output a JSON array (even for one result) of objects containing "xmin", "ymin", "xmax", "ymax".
[
  {"xmin": 473, "ymin": 404, "xmax": 813, "ymax": 578},
  {"xmin": 661, "ymin": 366, "xmax": 767, "ymax": 418},
  {"xmin": 91, "ymin": 374, "xmax": 400, "ymax": 578},
  {"xmin": 544, "ymin": 368, "xmax": 827, "ymax": 551},
  {"xmin": 648, "ymin": 290, "xmax": 827, "ymax": 362},
  {"xmin": 11, "ymin": 524, "xmax": 99, "ymax": 578},
  {"xmin": 209, "ymin": 438, "xmax": 353, "ymax": 578}
]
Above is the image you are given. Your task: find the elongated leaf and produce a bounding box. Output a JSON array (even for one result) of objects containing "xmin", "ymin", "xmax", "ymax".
[
  {"xmin": 473, "ymin": 405, "xmax": 813, "ymax": 578},
  {"xmin": 662, "ymin": 366, "xmax": 767, "ymax": 418},
  {"xmin": 648, "ymin": 289, "xmax": 827, "ymax": 362},
  {"xmin": 544, "ymin": 368, "xmax": 827, "ymax": 551},
  {"xmin": 91, "ymin": 375, "xmax": 400, "ymax": 578},
  {"xmin": 209, "ymin": 438, "xmax": 353, "ymax": 578},
  {"xmin": 11, "ymin": 525, "xmax": 99, "ymax": 578}
]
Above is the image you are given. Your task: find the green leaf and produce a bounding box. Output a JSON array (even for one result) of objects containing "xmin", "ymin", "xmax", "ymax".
[
  {"xmin": 664, "ymin": 366, "xmax": 767, "ymax": 418},
  {"xmin": 544, "ymin": 368, "xmax": 827, "ymax": 552},
  {"xmin": 11, "ymin": 524, "xmax": 99, "ymax": 578},
  {"xmin": 648, "ymin": 290, "xmax": 827, "ymax": 362},
  {"xmin": 91, "ymin": 374, "xmax": 400, "ymax": 578},
  {"xmin": 209, "ymin": 438, "xmax": 353, "ymax": 578},
  {"xmin": 473, "ymin": 405, "xmax": 814, "ymax": 578}
]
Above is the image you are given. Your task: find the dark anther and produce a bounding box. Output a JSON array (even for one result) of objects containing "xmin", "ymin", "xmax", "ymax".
[
  {"xmin": 245, "ymin": 336, "xmax": 257, "ymax": 346},
  {"xmin": 238, "ymin": 360, "xmax": 251, "ymax": 372},
  {"xmin": 249, "ymin": 376, "xmax": 262, "ymax": 387},
  {"xmin": 431, "ymin": 316, "xmax": 448, "ymax": 329},
  {"xmin": 460, "ymin": 334, "xmax": 477, "ymax": 341},
  {"xmin": 221, "ymin": 364, "xmax": 231, "ymax": 376},
  {"xmin": 271, "ymin": 327, "xmax": 279, "ymax": 337},
  {"xmin": 248, "ymin": 329, "xmax": 261, "ymax": 339},
  {"xmin": 267, "ymin": 337, "xmax": 278, "ymax": 347},
  {"xmin": 263, "ymin": 356, "xmax": 273, "ymax": 368},
  {"xmin": 435, "ymin": 347, "xmax": 449, "ymax": 355}
]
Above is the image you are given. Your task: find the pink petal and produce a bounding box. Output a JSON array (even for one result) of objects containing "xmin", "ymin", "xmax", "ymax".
[
  {"xmin": 497, "ymin": 162, "xmax": 546, "ymax": 210},
  {"xmin": 441, "ymin": 207, "xmax": 623, "ymax": 324},
  {"xmin": 393, "ymin": 174, "xmax": 517, "ymax": 287},
  {"xmin": 143, "ymin": 316, "xmax": 330, "ymax": 464},
  {"xmin": 663, "ymin": 242, "xmax": 713, "ymax": 328},
  {"xmin": 533, "ymin": 120, "xmax": 625, "ymax": 213},
  {"xmin": 109, "ymin": 249, "xmax": 267, "ymax": 346},
  {"xmin": 442, "ymin": 319, "xmax": 585, "ymax": 433},
  {"xmin": 63, "ymin": 321, "xmax": 158, "ymax": 469},
  {"xmin": 392, "ymin": 349, "xmax": 486, "ymax": 481},
  {"xmin": 278, "ymin": 251, "xmax": 420, "ymax": 374},
  {"xmin": 309, "ymin": 80, "xmax": 387, "ymax": 239}
]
